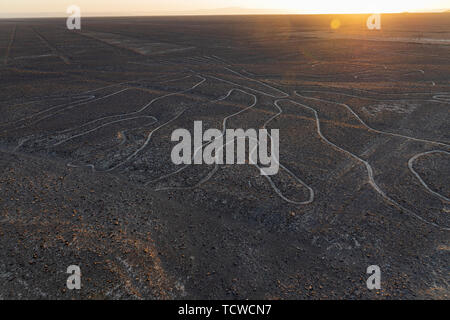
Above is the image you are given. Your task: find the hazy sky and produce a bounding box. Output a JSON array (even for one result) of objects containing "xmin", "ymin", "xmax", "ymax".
[{"xmin": 1, "ymin": 0, "xmax": 449, "ymax": 17}]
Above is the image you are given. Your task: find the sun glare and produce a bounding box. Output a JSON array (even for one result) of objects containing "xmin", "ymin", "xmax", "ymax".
[
  {"xmin": 281, "ymin": 0, "xmax": 428, "ymax": 13},
  {"xmin": 330, "ymin": 19, "xmax": 341, "ymax": 29},
  {"xmin": 0, "ymin": 0, "xmax": 447, "ymax": 17}
]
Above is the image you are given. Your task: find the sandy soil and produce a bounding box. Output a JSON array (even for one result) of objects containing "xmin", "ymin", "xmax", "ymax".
[{"xmin": 0, "ymin": 13, "xmax": 449, "ymax": 299}]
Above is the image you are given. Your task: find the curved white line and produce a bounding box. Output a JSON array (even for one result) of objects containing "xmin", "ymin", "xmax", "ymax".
[
  {"xmin": 286, "ymin": 98, "xmax": 449, "ymax": 231},
  {"xmin": 408, "ymin": 150, "xmax": 450, "ymax": 202},
  {"xmin": 50, "ymin": 116, "xmax": 158, "ymax": 147},
  {"xmin": 149, "ymin": 88, "xmax": 314, "ymax": 205},
  {"xmin": 294, "ymin": 91, "xmax": 450, "ymax": 148}
]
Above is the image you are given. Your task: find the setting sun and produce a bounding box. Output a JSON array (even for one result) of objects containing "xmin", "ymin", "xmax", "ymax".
[
  {"xmin": 0, "ymin": 0, "xmax": 449, "ymax": 17},
  {"xmin": 276, "ymin": 0, "xmax": 443, "ymax": 13}
]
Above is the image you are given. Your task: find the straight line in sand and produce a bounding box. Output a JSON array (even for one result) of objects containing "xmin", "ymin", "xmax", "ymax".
[
  {"xmin": 31, "ymin": 27, "xmax": 71, "ymax": 65},
  {"xmin": 4, "ymin": 24, "xmax": 17, "ymax": 65}
]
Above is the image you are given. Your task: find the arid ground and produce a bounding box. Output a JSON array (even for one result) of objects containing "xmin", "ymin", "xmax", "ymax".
[{"xmin": 0, "ymin": 13, "xmax": 449, "ymax": 299}]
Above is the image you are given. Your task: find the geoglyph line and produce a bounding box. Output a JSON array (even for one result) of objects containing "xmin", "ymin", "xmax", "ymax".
[
  {"xmin": 7, "ymin": 53, "xmax": 448, "ymax": 228},
  {"xmin": 408, "ymin": 150, "xmax": 450, "ymax": 202},
  {"xmin": 14, "ymin": 75, "xmax": 202, "ymax": 150},
  {"xmin": 299, "ymin": 90, "xmax": 450, "ymax": 105},
  {"xmin": 147, "ymin": 86, "xmax": 314, "ymax": 205},
  {"xmin": 294, "ymin": 91, "xmax": 450, "ymax": 148},
  {"xmin": 4, "ymin": 24, "xmax": 16, "ymax": 65},
  {"xmin": 285, "ymin": 99, "xmax": 449, "ymax": 230},
  {"xmin": 65, "ymin": 76, "xmax": 207, "ymax": 172}
]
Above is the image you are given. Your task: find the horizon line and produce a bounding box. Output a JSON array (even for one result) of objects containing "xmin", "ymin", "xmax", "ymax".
[{"xmin": 1, "ymin": 8, "xmax": 449, "ymax": 19}]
